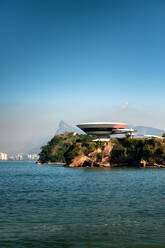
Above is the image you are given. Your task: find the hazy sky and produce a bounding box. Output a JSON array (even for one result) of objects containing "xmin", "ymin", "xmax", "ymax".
[{"xmin": 1, "ymin": 0, "xmax": 165, "ymax": 153}]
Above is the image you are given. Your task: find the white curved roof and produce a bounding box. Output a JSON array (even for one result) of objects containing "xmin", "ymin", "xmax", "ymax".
[{"xmin": 77, "ymin": 122, "xmax": 127, "ymax": 128}]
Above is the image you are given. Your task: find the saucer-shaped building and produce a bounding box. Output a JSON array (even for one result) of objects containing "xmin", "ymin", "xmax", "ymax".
[{"xmin": 77, "ymin": 122, "xmax": 130, "ymax": 138}]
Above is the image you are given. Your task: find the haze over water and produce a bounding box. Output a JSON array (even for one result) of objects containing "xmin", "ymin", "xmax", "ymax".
[{"xmin": 1, "ymin": 162, "xmax": 165, "ymax": 248}]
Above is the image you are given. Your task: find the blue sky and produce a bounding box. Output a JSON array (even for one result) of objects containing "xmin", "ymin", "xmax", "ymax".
[{"xmin": 0, "ymin": 0, "xmax": 165, "ymax": 153}]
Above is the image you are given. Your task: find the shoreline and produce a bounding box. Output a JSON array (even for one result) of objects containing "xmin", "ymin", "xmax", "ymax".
[
  {"xmin": 36, "ymin": 160, "xmax": 165, "ymax": 168},
  {"xmin": 36, "ymin": 161, "xmax": 66, "ymax": 165}
]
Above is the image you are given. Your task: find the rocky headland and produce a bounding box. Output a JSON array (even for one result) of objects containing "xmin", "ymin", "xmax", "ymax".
[{"xmin": 38, "ymin": 134, "xmax": 165, "ymax": 168}]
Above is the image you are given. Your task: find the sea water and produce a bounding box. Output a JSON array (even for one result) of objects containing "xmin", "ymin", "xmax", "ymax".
[{"xmin": 0, "ymin": 162, "xmax": 165, "ymax": 248}]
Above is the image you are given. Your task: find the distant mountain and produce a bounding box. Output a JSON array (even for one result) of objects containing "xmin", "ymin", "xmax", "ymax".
[
  {"xmin": 23, "ymin": 121, "xmax": 83, "ymax": 155},
  {"xmin": 129, "ymin": 125, "xmax": 164, "ymax": 137},
  {"xmin": 56, "ymin": 120, "xmax": 84, "ymax": 134}
]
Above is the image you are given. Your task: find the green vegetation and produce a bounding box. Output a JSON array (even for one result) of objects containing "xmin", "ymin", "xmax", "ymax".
[
  {"xmin": 110, "ymin": 137, "xmax": 165, "ymax": 166},
  {"xmin": 64, "ymin": 139, "xmax": 102, "ymax": 164},
  {"xmin": 39, "ymin": 134, "xmax": 97, "ymax": 163},
  {"xmin": 97, "ymin": 152, "xmax": 103, "ymax": 161},
  {"xmin": 39, "ymin": 134, "xmax": 165, "ymax": 167}
]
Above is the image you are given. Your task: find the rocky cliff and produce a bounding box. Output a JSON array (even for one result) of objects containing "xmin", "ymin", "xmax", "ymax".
[
  {"xmin": 69, "ymin": 141, "xmax": 114, "ymax": 167},
  {"xmin": 38, "ymin": 134, "xmax": 165, "ymax": 168}
]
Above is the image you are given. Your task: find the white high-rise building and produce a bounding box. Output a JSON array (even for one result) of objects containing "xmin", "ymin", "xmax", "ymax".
[
  {"xmin": 0, "ymin": 152, "xmax": 8, "ymax": 160},
  {"xmin": 27, "ymin": 154, "xmax": 39, "ymax": 160},
  {"xmin": 15, "ymin": 154, "xmax": 23, "ymax": 160}
]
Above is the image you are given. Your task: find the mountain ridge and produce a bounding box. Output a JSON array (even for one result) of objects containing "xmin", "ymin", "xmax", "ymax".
[{"xmin": 55, "ymin": 120, "xmax": 84, "ymax": 134}]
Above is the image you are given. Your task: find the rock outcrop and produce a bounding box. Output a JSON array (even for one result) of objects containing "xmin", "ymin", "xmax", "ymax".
[{"xmin": 68, "ymin": 141, "xmax": 114, "ymax": 167}]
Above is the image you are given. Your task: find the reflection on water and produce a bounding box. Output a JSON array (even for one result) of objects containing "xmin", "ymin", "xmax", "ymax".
[{"xmin": 0, "ymin": 162, "xmax": 165, "ymax": 248}]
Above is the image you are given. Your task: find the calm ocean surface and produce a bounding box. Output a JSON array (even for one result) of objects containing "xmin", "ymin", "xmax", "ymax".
[{"xmin": 0, "ymin": 162, "xmax": 165, "ymax": 248}]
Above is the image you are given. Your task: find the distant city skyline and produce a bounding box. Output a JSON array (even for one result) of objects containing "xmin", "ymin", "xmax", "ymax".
[
  {"xmin": 1, "ymin": 0, "xmax": 165, "ymax": 153},
  {"xmin": 0, "ymin": 152, "xmax": 38, "ymax": 161}
]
